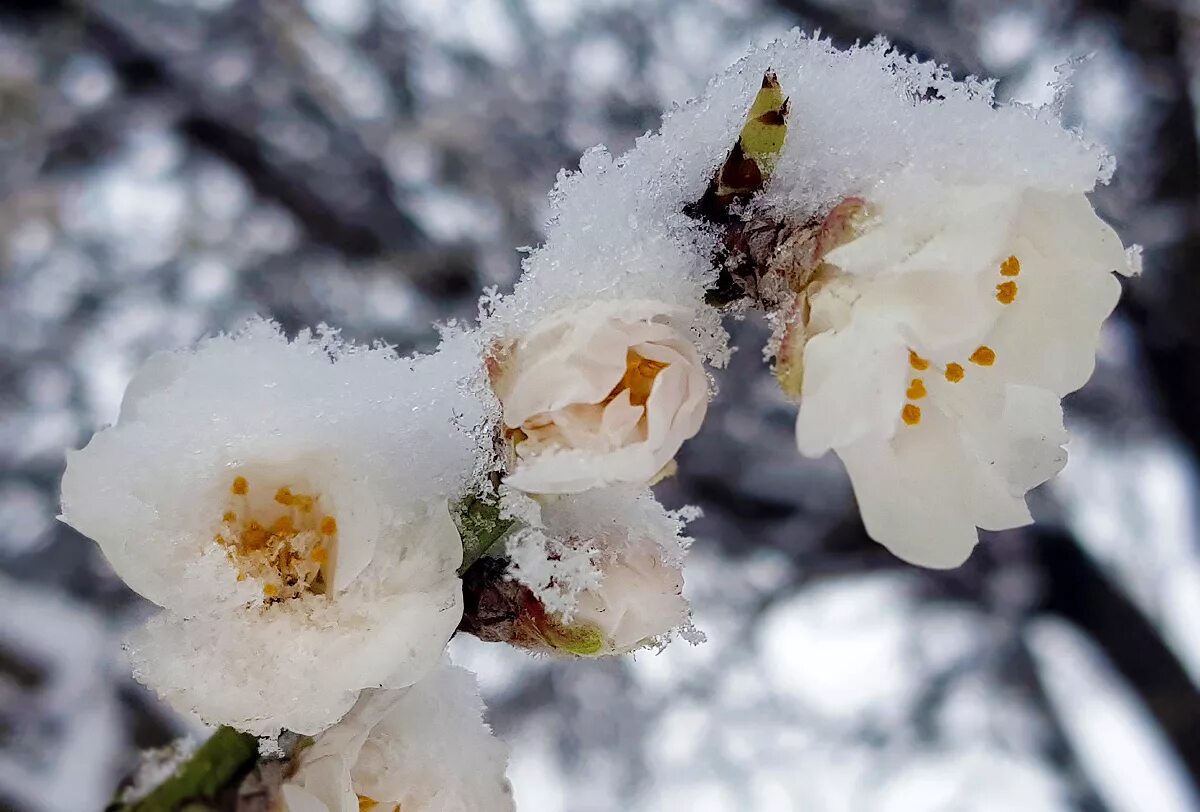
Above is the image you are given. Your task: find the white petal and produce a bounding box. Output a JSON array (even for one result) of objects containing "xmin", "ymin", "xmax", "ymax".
[
  {"xmin": 837, "ymin": 412, "xmax": 982, "ymax": 569},
  {"xmin": 281, "ymin": 784, "xmax": 334, "ymax": 812},
  {"xmin": 825, "ymin": 182, "xmax": 1019, "ymax": 278},
  {"xmin": 1017, "ymin": 191, "xmax": 1131, "ymax": 276},
  {"xmin": 986, "ymin": 238, "xmax": 1121, "ymax": 396},
  {"xmin": 505, "ymin": 444, "xmax": 662, "ymax": 494},
  {"xmin": 796, "ymin": 321, "xmax": 908, "ymax": 456},
  {"xmin": 348, "ymin": 664, "xmax": 513, "ymax": 812},
  {"xmin": 118, "ymin": 349, "xmax": 188, "ymax": 423}
]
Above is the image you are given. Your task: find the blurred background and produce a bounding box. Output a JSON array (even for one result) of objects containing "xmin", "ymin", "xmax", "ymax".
[{"xmin": 1, "ymin": 0, "xmax": 1198, "ymax": 809}]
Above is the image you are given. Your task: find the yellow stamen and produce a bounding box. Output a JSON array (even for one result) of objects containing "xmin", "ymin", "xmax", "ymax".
[
  {"xmin": 616, "ymin": 350, "xmax": 669, "ymax": 408},
  {"xmin": 231, "ymin": 476, "xmax": 248, "ymax": 496},
  {"xmin": 901, "ymin": 403, "xmax": 922, "ymax": 426},
  {"xmin": 906, "ymin": 378, "xmax": 927, "ymax": 400},
  {"xmin": 242, "ymin": 520, "xmax": 268, "ymax": 550},
  {"xmin": 944, "ymin": 363, "xmax": 965, "ymax": 383},
  {"xmin": 969, "ymin": 346, "xmax": 996, "ymax": 366},
  {"xmin": 358, "ymin": 796, "xmax": 379, "ymax": 812},
  {"xmin": 217, "ymin": 481, "xmax": 334, "ymax": 600},
  {"xmin": 908, "ymin": 351, "xmax": 929, "ymax": 371},
  {"xmin": 996, "ymin": 281, "xmax": 1018, "ymax": 305},
  {"xmin": 1000, "ymin": 255, "xmax": 1021, "ymax": 276}
]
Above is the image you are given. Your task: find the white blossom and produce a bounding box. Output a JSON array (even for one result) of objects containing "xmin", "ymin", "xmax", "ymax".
[
  {"xmin": 490, "ymin": 300, "xmax": 709, "ymax": 494},
  {"xmin": 60, "ymin": 321, "xmax": 469, "ymax": 734},
  {"xmin": 281, "ymin": 662, "xmax": 513, "ymax": 812},
  {"xmin": 781, "ymin": 173, "xmax": 1135, "ymax": 567}
]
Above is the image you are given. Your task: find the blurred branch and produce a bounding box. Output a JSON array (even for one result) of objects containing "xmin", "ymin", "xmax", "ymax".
[
  {"xmin": 1078, "ymin": 1, "xmax": 1200, "ymax": 464},
  {"xmin": 71, "ymin": 0, "xmax": 426, "ymax": 257},
  {"xmin": 1035, "ymin": 527, "xmax": 1200, "ymax": 790}
]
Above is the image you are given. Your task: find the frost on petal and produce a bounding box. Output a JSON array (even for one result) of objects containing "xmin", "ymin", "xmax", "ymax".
[
  {"xmin": 284, "ymin": 663, "xmax": 513, "ymax": 812},
  {"xmin": 127, "ymin": 505, "xmax": 465, "ymax": 736}
]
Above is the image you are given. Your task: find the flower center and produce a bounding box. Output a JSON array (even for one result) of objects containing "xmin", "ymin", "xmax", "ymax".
[
  {"xmin": 216, "ymin": 475, "xmax": 336, "ymax": 601},
  {"xmin": 610, "ymin": 349, "xmax": 670, "ymax": 408},
  {"xmin": 898, "ymin": 254, "xmax": 1017, "ymax": 427}
]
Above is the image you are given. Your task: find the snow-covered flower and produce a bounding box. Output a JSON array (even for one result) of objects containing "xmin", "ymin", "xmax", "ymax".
[
  {"xmin": 281, "ymin": 662, "xmax": 513, "ymax": 812},
  {"xmin": 60, "ymin": 321, "xmax": 470, "ymax": 734},
  {"xmin": 490, "ymin": 300, "xmax": 709, "ymax": 494},
  {"xmin": 505, "ymin": 487, "xmax": 694, "ymax": 655},
  {"xmin": 778, "ymin": 174, "xmax": 1134, "ymax": 567}
]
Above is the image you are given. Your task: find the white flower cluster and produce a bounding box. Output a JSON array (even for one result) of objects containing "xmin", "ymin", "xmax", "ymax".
[{"xmin": 59, "ymin": 31, "xmax": 1133, "ymax": 808}]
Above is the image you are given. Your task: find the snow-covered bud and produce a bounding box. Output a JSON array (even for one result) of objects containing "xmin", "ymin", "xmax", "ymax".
[
  {"xmin": 533, "ymin": 539, "xmax": 689, "ymax": 656},
  {"xmin": 490, "ymin": 300, "xmax": 709, "ymax": 494},
  {"xmin": 281, "ymin": 663, "xmax": 513, "ymax": 812},
  {"xmin": 782, "ymin": 174, "xmax": 1135, "ymax": 568},
  {"xmin": 485, "ymin": 487, "xmax": 696, "ymax": 656},
  {"xmin": 61, "ymin": 321, "xmax": 467, "ymax": 735}
]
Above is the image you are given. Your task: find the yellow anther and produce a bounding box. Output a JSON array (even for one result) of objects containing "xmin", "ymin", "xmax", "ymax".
[
  {"xmin": 358, "ymin": 796, "xmax": 380, "ymax": 812},
  {"xmin": 945, "ymin": 363, "xmax": 965, "ymax": 383},
  {"xmin": 218, "ymin": 482, "xmax": 332, "ymax": 599},
  {"xmin": 906, "ymin": 378, "xmax": 927, "ymax": 400},
  {"xmin": 901, "ymin": 403, "xmax": 922, "ymax": 426},
  {"xmin": 996, "ymin": 281, "xmax": 1018, "ymax": 305},
  {"xmin": 969, "ymin": 346, "xmax": 996, "ymax": 366},
  {"xmin": 1000, "ymin": 255, "xmax": 1021, "ymax": 276},
  {"xmin": 231, "ymin": 476, "xmax": 248, "ymax": 496},
  {"xmin": 242, "ymin": 521, "xmax": 268, "ymax": 549},
  {"xmin": 908, "ymin": 351, "xmax": 929, "ymax": 371},
  {"xmin": 615, "ymin": 350, "xmax": 669, "ymax": 408}
]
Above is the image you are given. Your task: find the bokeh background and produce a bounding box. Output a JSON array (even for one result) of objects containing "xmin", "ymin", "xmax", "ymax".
[{"xmin": 2, "ymin": 0, "xmax": 1199, "ymax": 809}]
